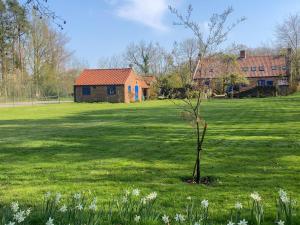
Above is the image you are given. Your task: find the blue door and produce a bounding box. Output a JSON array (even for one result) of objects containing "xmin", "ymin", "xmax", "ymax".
[{"xmin": 135, "ymin": 85, "xmax": 139, "ymax": 101}]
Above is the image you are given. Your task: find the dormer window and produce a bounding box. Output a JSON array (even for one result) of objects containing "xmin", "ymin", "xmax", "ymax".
[
  {"xmin": 209, "ymin": 68, "xmax": 213, "ymax": 73},
  {"xmin": 259, "ymin": 66, "xmax": 264, "ymax": 71},
  {"xmin": 282, "ymin": 66, "xmax": 287, "ymax": 70},
  {"xmin": 271, "ymin": 66, "xmax": 277, "ymax": 70},
  {"xmin": 242, "ymin": 67, "xmax": 249, "ymax": 72},
  {"xmin": 251, "ymin": 67, "xmax": 256, "ymax": 71}
]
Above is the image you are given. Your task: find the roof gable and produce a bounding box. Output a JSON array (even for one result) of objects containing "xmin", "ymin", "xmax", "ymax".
[{"xmin": 75, "ymin": 68, "xmax": 134, "ymax": 86}]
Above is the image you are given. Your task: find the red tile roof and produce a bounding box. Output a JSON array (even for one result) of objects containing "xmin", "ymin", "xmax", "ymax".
[
  {"xmin": 136, "ymin": 76, "xmax": 149, "ymax": 88},
  {"xmin": 239, "ymin": 55, "xmax": 287, "ymax": 78},
  {"xmin": 137, "ymin": 75, "xmax": 157, "ymax": 88},
  {"xmin": 194, "ymin": 55, "xmax": 288, "ymax": 79},
  {"xmin": 142, "ymin": 76, "xmax": 157, "ymax": 85},
  {"xmin": 75, "ymin": 68, "xmax": 133, "ymax": 86}
]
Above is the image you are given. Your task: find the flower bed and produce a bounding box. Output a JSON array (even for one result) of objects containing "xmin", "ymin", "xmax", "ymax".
[{"xmin": 0, "ymin": 189, "xmax": 297, "ymax": 225}]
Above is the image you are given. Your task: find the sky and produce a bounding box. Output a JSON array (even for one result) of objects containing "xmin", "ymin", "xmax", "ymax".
[{"xmin": 46, "ymin": 0, "xmax": 300, "ymax": 68}]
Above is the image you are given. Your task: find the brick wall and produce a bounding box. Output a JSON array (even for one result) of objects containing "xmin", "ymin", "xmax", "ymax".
[
  {"xmin": 75, "ymin": 85, "xmax": 125, "ymax": 103},
  {"xmin": 124, "ymin": 72, "xmax": 143, "ymax": 103}
]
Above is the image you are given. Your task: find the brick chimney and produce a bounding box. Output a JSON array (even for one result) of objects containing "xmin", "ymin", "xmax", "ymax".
[{"xmin": 240, "ymin": 50, "xmax": 246, "ymax": 59}]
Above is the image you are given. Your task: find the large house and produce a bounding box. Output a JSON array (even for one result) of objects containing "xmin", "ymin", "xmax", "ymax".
[
  {"xmin": 74, "ymin": 68, "xmax": 155, "ymax": 103},
  {"xmin": 193, "ymin": 50, "xmax": 291, "ymax": 96}
]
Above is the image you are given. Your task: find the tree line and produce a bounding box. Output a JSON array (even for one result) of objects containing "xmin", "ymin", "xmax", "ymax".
[{"xmin": 0, "ymin": 0, "xmax": 81, "ymax": 102}]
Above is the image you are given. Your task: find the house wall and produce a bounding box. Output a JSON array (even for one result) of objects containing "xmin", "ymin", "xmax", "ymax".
[
  {"xmin": 238, "ymin": 77, "xmax": 282, "ymax": 92},
  {"xmin": 197, "ymin": 76, "xmax": 289, "ymax": 96},
  {"xmin": 75, "ymin": 85, "xmax": 125, "ymax": 103},
  {"xmin": 124, "ymin": 72, "xmax": 143, "ymax": 103}
]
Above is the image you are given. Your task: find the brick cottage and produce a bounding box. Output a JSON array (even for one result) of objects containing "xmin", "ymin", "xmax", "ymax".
[
  {"xmin": 74, "ymin": 68, "xmax": 154, "ymax": 103},
  {"xmin": 193, "ymin": 50, "xmax": 291, "ymax": 97}
]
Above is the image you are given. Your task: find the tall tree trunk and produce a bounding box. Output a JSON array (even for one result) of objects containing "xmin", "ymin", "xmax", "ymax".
[{"xmin": 1, "ymin": 52, "xmax": 7, "ymax": 98}]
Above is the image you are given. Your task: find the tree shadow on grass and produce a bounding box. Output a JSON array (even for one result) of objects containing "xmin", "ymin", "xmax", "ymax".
[{"xmin": 0, "ymin": 104, "xmax": 299, "ymax": 189}]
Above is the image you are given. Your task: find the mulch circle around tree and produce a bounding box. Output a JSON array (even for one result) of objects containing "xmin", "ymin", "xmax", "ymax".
[{"xmin": 182, "ymin": 176, "xmax": 217, "ymax": 186}]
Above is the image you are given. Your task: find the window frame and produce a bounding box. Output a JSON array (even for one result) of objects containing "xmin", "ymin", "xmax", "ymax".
[
  {"xmin": 257, "ymin": 80, "xmax": 266, "ymax": 87},
  {"xmin": 107, "ymin": 85, "xmax": 116, "ymax": 96},
  {"xmin": 266, "ymin": 80, "xmax": 274, "ymax": 86},
  {"xmin": 251, "ymin": 66, "xmax": 257, "ymax": 72},
  {"xmin": 259, "ymin": 65, "xmax": 265, "ymax": 71},
  {"xmin": 82, "ymin": 86, "xmax": 91, "ymax": 96}
]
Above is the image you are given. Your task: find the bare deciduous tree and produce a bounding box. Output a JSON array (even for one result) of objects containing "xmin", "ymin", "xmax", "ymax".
[
  {"xmin": 276, "ymin": 13, "xmax": 300, "ymax": 84},
  {"xmin": 171, "ymin": 38, "xmax": 199, "ymax": 86},
  {"xmin": 169, "ymin": 4, "xmax": 245, "ymax": 184},
  {"xmin": 98, "ymin": 54, "xmax": 127, "ymax": 69},
  {"xmin": 124, "ymin": 41, "xmax": 171, "ymax": 76},
  {"xmin": 23, "ymin": 0, "xmax": 66, "ymax": 29},
  {"xmin": 26, "ymin": 14, "xmax": 72, "ymax": 97}
]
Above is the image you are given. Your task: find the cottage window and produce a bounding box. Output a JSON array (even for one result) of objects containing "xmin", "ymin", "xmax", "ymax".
[
  {"xmin": 282, "ymin": 66, "xmax": 287, "ymax": 70},
  {"xmin": 128, "ymin": 85, "xmax": 131, "ymax": 92},
  {"xmin": 242, "ymin": 67, "xmax": 249, "ymax": 72},
  {"xmin": 266, "ymin": 80, "xmax": 274, "ymax": 86},
  {"xmin": 257, "ymin": 80, "xmax": 265, "ymax": 86},
  {"xmin": 259, "ymin": 66, "xmax": 264, "ymax": 71},
  {"xmin": 271, "ymin": 66, "xmax": 277, "ymax": 70},
  {"xmin": 82, "ymin": 86, "xmax": 91, "ymax": 95},
  {"xmin": 107, "ymin": 86, "xmax": 116, "ymax": 95},
  {"xmin": 251, "ymin": 67, "xmax": 256, "ymax": 71},
  {"xmin": 204, "ymin": 80, "xmax": 210, "ymax": 86}
]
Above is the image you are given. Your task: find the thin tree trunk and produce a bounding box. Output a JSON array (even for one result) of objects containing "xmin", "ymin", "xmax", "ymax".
[
  {"xmin": 195, "ymin": 121, "xmax": 201, "ymax": 183},
  {"xmin": 193, "ymin": 122, "xmax": 208, "ymax": 184}
]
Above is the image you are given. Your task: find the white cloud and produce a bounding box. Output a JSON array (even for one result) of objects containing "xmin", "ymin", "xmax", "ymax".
[{"xmin": 114, "ymin": 0, "xmax": 170, "ymax": 31}]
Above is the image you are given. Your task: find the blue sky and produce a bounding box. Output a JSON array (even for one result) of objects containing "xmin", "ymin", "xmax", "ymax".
[{"xmin": 47, "ymin": 0, "xmax": 300, "ymax": 67}]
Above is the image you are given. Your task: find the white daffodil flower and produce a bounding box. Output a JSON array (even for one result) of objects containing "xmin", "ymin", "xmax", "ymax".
[
  {"xmin": 134, "ymin": 215, "xmax": 141, "ymax": 222},
  {"xmin": 162, "ymin": 215, "xmax": 169, "ymax": 224},
  {"xmin": 201, "ymin": 199, "xmax": 209, "ymax": 208}
]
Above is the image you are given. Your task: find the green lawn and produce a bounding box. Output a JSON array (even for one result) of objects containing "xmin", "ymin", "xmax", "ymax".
[{"xmin": 0, "ymin": 94, "xmax": 299, "ymax": 222}]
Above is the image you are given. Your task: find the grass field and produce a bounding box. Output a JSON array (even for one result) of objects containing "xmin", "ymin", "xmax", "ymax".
[{"xmin": 0, "ymin": 94, "xmax": 299, "ymax": 222}]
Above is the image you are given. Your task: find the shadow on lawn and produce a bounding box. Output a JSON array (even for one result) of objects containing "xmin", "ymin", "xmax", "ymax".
[
  {"xmin": 0, "ymin": 106, "xmax": 191, "ymax": 161},
  {"xmin": 0, "ymin": 104, "xmax": 299, "ymax": 172}
]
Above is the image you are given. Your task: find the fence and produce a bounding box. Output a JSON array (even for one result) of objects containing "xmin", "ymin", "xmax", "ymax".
[{"xmin": 0, "ymin": 95, "xmax": 74, "ymax": 107}]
